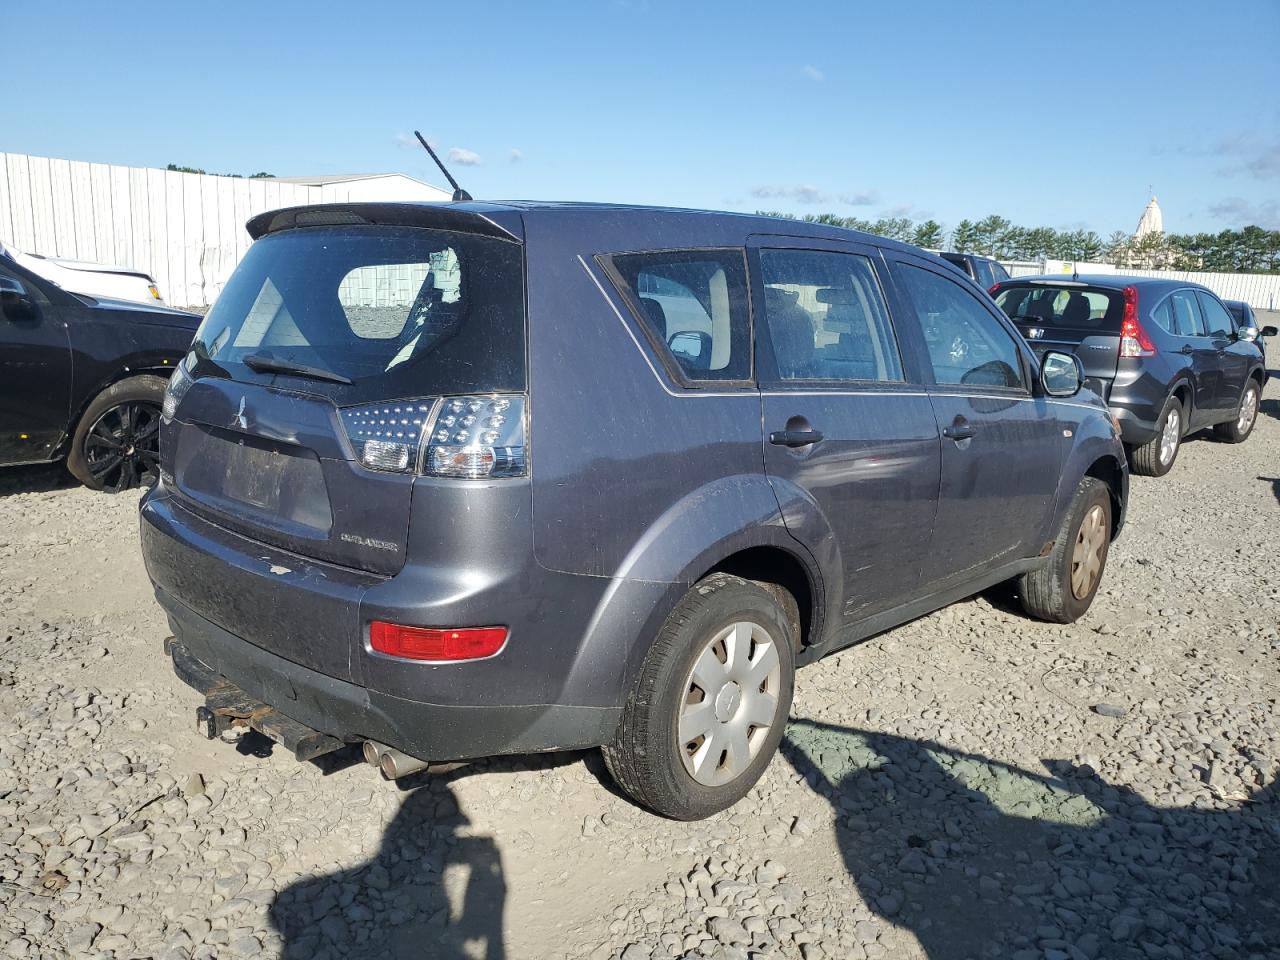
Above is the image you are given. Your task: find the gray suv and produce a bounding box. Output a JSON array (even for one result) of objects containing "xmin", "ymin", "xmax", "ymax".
[
  {"xmin": 140, "ymin": 203, "xmax": 1128, "ymax": 819},
  {"xmin": 993, "ymin": 277, "xmax": 1269, "ymax": 477}
]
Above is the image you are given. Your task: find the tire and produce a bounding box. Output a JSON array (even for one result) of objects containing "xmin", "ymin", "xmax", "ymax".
[
  {"xmin": 66, "ymin": 375, "xmax": 168, "ymax": 492},
  {"xmin": 1213, "ymin": 379, "xmax": 1260, "ymax": 443},
  {"xmin": 1019, "ymin": 477, "xmax": 1112, "ymax": 624},
  {"xmin": 603, "ymin": 573, "xmax": 797, "ymax": 820},
  {"xmin": 1129, "ymin": 396, "xmax": 1183, "ymax": 477}
]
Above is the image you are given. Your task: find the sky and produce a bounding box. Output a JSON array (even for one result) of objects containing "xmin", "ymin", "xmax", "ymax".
[{"xmin": 6, "ymin": 0, "xmax": 1279, "ymax": 236}]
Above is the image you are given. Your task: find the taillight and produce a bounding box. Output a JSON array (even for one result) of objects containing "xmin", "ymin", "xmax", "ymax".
[
  {"xmin": 337, "ymin": 394, "xmax": 527, "ymax": 479},
  {"xmin": 161, "ymin": 363, "xmax": 193, "ymax": 422},
  {"xmin": 369, "ymin": 622, "xmax": 508, "ymax": 662},
  {"xmin": 1119, "ymin": 286, "xmax": 1156, "ymax": 358},
  {"xmin": 988, "ymin": 282, "xmax": 1002, "ymax": 296}
]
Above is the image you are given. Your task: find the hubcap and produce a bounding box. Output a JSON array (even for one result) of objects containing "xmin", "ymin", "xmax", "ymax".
[
  {"xmin": 1070, "ymin": 504, "xmax": 1107, "ymax": 600},
  {"xmin": 1238, "ymin": 387, "xmax": 1258, "ymax": 433},
  {"xmin": 83, "ymin": 401, "xmax": 161, "ymax": 492},
  {"xmin": 678, "ymin": 621, "xmax": 782, "ymax": 787},
  {"xmin": 1159, "ymin": 408, "xmax": 1180, "ymax": 465}
]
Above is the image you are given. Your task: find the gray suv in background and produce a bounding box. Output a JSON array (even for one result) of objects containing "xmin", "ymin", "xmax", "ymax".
[
  {"xmin": 993, "ymin": 277, "xmax": 1269, "ymax": 477},
  {"xmin": 141, "ymin": 202, "xmax": 1127, "ymax": 819}
]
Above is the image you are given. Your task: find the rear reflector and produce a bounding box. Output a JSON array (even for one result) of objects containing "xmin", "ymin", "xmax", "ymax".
[{"xmin": 369, "ymin": 622, "xmax": 507, "ymax": 662}]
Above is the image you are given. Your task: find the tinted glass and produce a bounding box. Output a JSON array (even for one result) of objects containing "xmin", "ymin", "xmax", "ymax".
[
  {"xmin": 758, "ymin": 249, "xmax": 903, "ymax": 383},
  {"xmin": 996, "ymin": 285, "xmax": 1122, "ymax": 330},
  {"xmin": 990, "ymin": 260, "xmax": 1011, "ymax": 283},
  {"xmin": 1168, "ymin": 290, "xmax": 1205, "ymax": 337},
  {"xmin": 1197, "ymin": 292, "xmax": 1235, "ymax": 338},
  {"xmin": 898, "ymin": 263, "xmax": 1025, "ymax": 389},
  {"xmin": 607, "ymin": 249, "xmax": 750, "ymax": 381},
  {"xmin": 192, "ymin": 226, "xmax": 525, "ymax": 403},
  {"xmin": 1150, "ymin": 297, "xmax": 1175, "ymax": 334}
]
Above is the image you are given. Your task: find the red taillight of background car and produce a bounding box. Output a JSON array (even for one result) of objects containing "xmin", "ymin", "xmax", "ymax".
[
  {"xmin": 369, "ymin": 622, "xmax": 508, "ymax": 662},
  {"xmin": 988, "ymin": 282, "xmax": 1002, "ymax": 296},
  {"xmin": 1119, "ymin": 285, "xmax": 1156, "ymax": 358}
]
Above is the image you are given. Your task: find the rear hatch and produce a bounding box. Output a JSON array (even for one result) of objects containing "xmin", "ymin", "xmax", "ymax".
[
  {"xmin": 161, "ymin": 217, "xmax": 526, "ymax": 578},
  {"xmin": 994, "ymin": 281, "xmax": 1124, "ymax": 386}
]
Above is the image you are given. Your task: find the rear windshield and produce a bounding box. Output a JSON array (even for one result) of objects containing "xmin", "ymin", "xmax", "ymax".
[
  {"xmin": 190, "ymin": 225, "xmax": 525, "ymax": 402},
  {"xmin": 995, "ymin": 284, "xmax": 1122, "ymax": 330}
]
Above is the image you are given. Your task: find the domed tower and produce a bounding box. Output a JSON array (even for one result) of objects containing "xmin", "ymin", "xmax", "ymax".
[{"xmin": 1134, "ymin": 195, "xmax": 1163, "ymax": 239}]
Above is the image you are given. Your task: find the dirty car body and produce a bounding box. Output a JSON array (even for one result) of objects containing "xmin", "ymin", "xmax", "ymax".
[{"xmin": 140, "ymin": 202, "xmax": 1127, "ymax": 783}]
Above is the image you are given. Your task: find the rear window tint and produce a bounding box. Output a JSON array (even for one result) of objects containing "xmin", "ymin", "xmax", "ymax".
[
  {"xmin": 995, "ymin": 285, "xmax": 1122, "ymax": 329},
  {"xmin": 192, "ymin": 226, "xmax": 525, "ymax": 403},
  {"xmin": 603, "ymin": 249, "xmax": 751, "ymax": 382}
]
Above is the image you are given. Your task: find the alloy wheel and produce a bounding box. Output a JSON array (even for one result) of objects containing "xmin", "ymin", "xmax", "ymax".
[
  {"xmin": 1071, "ymin": 504, "xmax": 1107, "ymax": 599},
  {"xmin": 1159, "ymin": 408, "xmax": 1180, "ymax": 465},
  {"xmin": 678, "ymin": 621, "xmax": 782, "ymax": 787},
  {"xmin": 1237, "ymin": 386, "xmax": 1258, "ymax": 434},
  {"xmin": 83, "ymin": 401, "xmax": 161, "ymax": 492}
]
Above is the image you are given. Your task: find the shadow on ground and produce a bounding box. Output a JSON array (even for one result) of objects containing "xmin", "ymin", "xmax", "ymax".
[
  {"xmin": 0, "ymin": 462, "xmax": 78, "ymax": 496},
  {"xmin": 270, "ymin": 778, "xmax": 506, "ymax": 959},
  {"xmin": 1261, "ymin": 397, "xmax": 1280, "ymax": 422},
  {"xmin": 1259, "ymin": 476, "xmax": 1280, "ymax": 506},
  {"xmin": 783, "ymin": 720, "xmax": 1278, "ymax": 960}
]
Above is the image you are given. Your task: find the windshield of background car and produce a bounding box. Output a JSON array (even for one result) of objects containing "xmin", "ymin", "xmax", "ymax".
[
  {"xmin": 189, "ymin": 225, "xmax": 525, "ymax": 403},
  {"xmin": 995, "ymin": 285, "xmax": 1123, "ymax": 330}
]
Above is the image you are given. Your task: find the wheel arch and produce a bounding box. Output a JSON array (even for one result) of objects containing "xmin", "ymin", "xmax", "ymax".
[{"xmin": 1083, "ymin": 453, "xmax": 1127, "ymax": 539}]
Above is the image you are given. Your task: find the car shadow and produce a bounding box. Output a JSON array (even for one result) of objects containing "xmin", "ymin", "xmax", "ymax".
[
  {"xmin": 0, "ymin": 462, "xmax": 77, "ymax": 496},
  {"xmin": 1258, "ymin": 476, "xmax": 1280, "ymax": 506},
  {"xmin": 1260, "ymin": 397, "xmax": 1280, "ymax": 422},
  {"xmin": 781, "ymin": 719, "xmax": 1278, "ymax": 960},
  {"xmin": 270, "ymin": 779, "xmax": 506, "ymax": 959}
]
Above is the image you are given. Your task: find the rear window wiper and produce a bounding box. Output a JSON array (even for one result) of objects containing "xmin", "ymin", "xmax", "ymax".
[{"xmin": 241, "ymin": 352, "xmax": 353, "ymax": 385}]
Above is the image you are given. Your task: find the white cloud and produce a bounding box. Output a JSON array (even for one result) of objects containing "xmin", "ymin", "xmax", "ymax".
[
  {"xmin": 395, "ymin": 132, "xmax": 422, "ymax": 148},
  {"xmin": 801, "ymin": 64, "xmax": 824, "ymax": 82},
  {"xmin": 752, "ymin": 184, "xmax": 829, "ymax": 204},
  {"xmin": 1207, "ymin": 197, "xmax": 1280, "ymax": 229},
  {"xmin": 448, "ymin": 147, "xmax": 482, "ymax": 166},
  {"xmin": 839, "ymin": 191, "xmax": 878, "ymax": 206},
  {"xmin": 881, "ymin": 203, "xmax": 916, "ymax": 218},
  {"xmin": 1216, "ymin": 136, "xmax": 1280, "ymax": 179},
  {"xmin": 508, "ymin": 148, "xmax": 524, "ymax": 163}
]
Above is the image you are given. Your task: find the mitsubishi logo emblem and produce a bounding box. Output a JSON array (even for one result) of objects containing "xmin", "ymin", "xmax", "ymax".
[{"xmin": 232, "ymin": 396, "xmax": 249, "ymax": 430}]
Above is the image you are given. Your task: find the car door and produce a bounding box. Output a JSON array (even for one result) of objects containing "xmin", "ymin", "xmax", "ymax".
[
  {"xmin": 750, "ymin": 238, "xmax": 940, "ymax": 623},
  {"xmin": 0, "ymin": 260, "xmax": 73, "ymax": 464},
  {"xmin": 1167, "ymin": 289, "xmax": 1218, "ymax": 426},
  {"xmin": 1197, "ymin": 290, "xmax": 1251, "ymax": 413},
  {"xmin": 884, "ymin": 253, "xmax": 1066, "ymax": 591}
]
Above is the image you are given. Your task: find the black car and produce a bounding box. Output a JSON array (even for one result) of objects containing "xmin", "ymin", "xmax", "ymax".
[
  {"xmin": 0, "ymin": 250, "xmax": 200, "ymax": 490},
  {"xmin": 937, "ymin": 251, "xmax": 1010, "ymax": 289},
  {"xmin": 141, "ymin": 201, "xmax": 1127, "ymax": 819},
  {"xmin": 1223, "ymin": 299, "xmax": 1276, "ymax": 369},
  {"xmin": 993, "ymin": 276, "xmax": 1268, "ymax": 477}
]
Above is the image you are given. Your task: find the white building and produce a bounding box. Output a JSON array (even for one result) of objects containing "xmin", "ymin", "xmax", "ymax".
[
  {"xmin": 0, "ymin": 153, "xmax": 449, "ymax": 306},
  {"xmin": 1134, "ymin": 196, "xmax": 1164, "ymax": 239}
]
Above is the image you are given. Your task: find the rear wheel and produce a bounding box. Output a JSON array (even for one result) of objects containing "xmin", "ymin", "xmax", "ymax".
[
  {"xmin": 603, "ymin": 573, "xmax": 796, "ymax": 820},
  {"xmin": 1019, "ymin": 477, "xmax": 1112, "ymax": 623},
  {"xmin": 1213, "ymin": 379, "xmax": 1260, "ymax": 443},
  {"xmin": 1129, "ymin": 397, "xmax": 1183, "ymax": 477},
  {"xmin": 66, "ymin": 375, "xmax": 167, "ymax": 492}
]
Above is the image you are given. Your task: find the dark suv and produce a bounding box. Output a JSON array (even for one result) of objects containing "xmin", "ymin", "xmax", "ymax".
[
  {"xmin": 992, "ymin": 276, "xmax": 1269, "ymax": 477},
  {"xmin": 140, "ymin": 202, "xmax": 1127, "ymax": 819},
  {"xmin": 1, "ymin": 250, "xmax": 200, "ymax": 489},
  {"xmin": 937, "ymin": 251, "xmax": 1010, "ymax": 289}
]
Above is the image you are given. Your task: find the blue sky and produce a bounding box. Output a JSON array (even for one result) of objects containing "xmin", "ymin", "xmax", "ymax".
[{"xmin": 7, "ymin": 0, "xmax": 1279, "ymax": 235}]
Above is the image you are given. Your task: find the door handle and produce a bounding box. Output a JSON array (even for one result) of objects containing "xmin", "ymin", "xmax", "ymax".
[
  {"xmin": 769, "ymin": 429, "xmax": 824, "ymax": 447},
  {"xmin": 942, "ymin": 419, "xmax": 975, "ymax": 441},
  {"xmin": 1179, "ymin": 344, "xmax": 1195, "ymax": 355}
]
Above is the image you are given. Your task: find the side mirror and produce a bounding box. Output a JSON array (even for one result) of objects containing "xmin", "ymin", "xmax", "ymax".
[
  {"xmin": 1238, "ymin": 325, "xmax": 1259, "ymax": 342},
  {"xmin": 1262, "ymin": 325, "xmax": 1279, "ymax": 338},
  {"xmin": 668, "ymin": 330, "xmax": 712, "ymax": 369},
  {"xmin": 0, "ymin": 275, "xmax": 40, "ymax": 321},
  {"xmin": 1040, "ymin": 350, "xmax": 1083, "ymax": 398}
]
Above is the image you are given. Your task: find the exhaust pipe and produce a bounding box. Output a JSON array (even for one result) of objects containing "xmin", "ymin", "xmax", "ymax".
[
  {"xmin": 362, "ymin": 740, "xmax": 387, "ymax": 767},
  {"xmin": 378, "ymin": 745, "xmax": 433, "ymax": 780}
]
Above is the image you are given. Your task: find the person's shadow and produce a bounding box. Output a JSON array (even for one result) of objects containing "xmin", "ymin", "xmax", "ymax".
[
  {"xmin": 270, "ymin": 780, "xmax": 505, "ymax": 959},
  {"xmin": 782, "ymin": 719, "xmax": 1278, "ymax": 960}
]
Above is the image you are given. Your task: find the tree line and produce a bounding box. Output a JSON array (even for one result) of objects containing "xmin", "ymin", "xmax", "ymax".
[{"xmin": 757, "ymin": 211, "xmax": 1280, "ymax": 274}]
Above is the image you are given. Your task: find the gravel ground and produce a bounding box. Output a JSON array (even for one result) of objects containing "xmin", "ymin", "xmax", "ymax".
[{"xmin": 1, "ymin": 378, "xmax": 1278, "ymax": 960}]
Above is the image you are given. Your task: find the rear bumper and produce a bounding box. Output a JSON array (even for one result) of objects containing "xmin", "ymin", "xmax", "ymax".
[
  {"xmin": 1110, "ymin": 405, "xmax": 1161, "ymax": 445},
  {"xmin": 161, "ymin": 597, "xmax": 619, "ymax": 761}
]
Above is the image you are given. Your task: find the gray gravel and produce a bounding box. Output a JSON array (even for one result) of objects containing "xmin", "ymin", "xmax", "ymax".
[{"xmin": 1, "ymin": 376, "xmax": 1278, "ymax": 959}]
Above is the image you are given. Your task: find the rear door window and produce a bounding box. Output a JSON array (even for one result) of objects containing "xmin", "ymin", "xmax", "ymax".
[
  {"xmin": 896, "ymin": 263, "xmax": 1026, "ymax": 390},
  {"xmin": 757, "ymin": 248, "xmax": 903, "ymax": 382},
  {"xmin": 1169, "ymin": 290, "xmax": 1205, "ymax": 337},
  {"xmin": 192, "ymin": 225, "xmax": 525, "ymax": 403},
  {"xmin": 603, "ymin": 249, "xmax": 751, "ymax": 382}
]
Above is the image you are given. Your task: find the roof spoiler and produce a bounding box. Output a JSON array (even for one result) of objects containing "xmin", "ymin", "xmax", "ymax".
[{"xmin": 245, "ymin": 203, "xmax": 522, "ymax": 242}]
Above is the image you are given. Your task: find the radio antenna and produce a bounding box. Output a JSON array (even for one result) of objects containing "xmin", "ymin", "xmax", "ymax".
[{"xmin": 414, "ymin": 130, "xmax": 472, "ymax": 201}]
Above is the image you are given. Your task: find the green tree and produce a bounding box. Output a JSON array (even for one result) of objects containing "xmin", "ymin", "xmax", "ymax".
[{"xmin": 911, "ymin": 220, "xmax": 944, "ymax": 249}]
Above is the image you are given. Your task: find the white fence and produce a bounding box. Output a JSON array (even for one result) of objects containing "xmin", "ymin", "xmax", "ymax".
[
  {"xmin": 0, "ymin": 153, "xmax": 447, "ymax": 308},
  {"xmin": 1001, "ymin": 258, "xmax": 1280, "ymax": 311}
]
